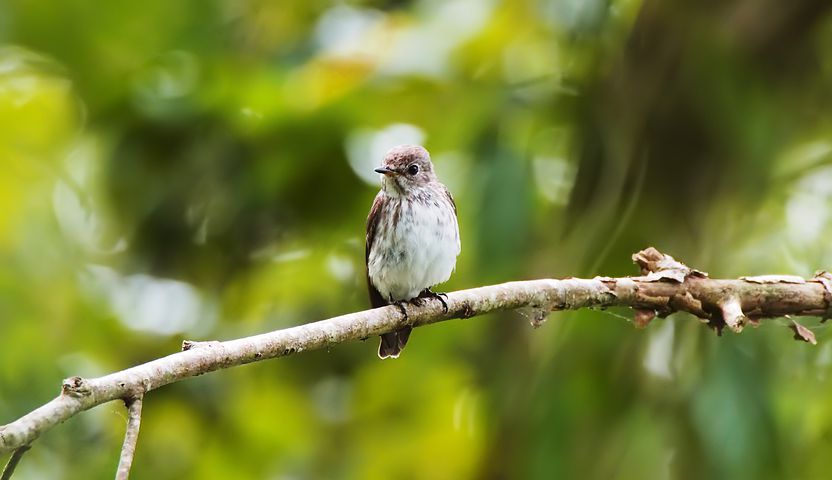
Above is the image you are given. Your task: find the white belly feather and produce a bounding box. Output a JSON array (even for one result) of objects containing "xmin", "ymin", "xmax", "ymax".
[{"xmin": 368, "ymin": 195, "xmax": 460, "ymax": 302}]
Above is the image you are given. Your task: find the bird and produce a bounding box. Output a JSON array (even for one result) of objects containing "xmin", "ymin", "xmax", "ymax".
[{"xmin": 365, "ymin": 144, "xmax": 460, "ymax": 359}]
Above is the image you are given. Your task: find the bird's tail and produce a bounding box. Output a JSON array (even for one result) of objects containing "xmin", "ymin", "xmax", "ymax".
[{"xmin": 378, "ymin": 327, "xmax": 412, "ymax": 359}]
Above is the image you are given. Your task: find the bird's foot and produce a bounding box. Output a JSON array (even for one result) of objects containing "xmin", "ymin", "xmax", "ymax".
[
  {"xmin": 418, "ymin": 289, "xmax": 449, "ymax": 314},
  {"xmin": 394, "ymin": 300, "xmax": 409, "ymax": 323}
]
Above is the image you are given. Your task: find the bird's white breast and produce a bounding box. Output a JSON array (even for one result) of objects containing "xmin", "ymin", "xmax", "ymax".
[{"xmin": 368, "ymin": 191, "xmax": 460, "ymax": 302}]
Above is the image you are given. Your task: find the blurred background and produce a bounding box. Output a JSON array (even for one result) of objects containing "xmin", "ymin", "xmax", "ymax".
[{"xmin": 2, "ymin": 0, "xmax": 832, "ymax": 478}]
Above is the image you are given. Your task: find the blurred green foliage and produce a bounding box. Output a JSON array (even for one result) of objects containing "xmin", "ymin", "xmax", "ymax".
[{"xmin": 2, "ymin": 0, "xmax": 832, "ymax": 478}]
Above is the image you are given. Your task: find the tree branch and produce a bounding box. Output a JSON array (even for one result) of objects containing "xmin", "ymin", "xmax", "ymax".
[
  {"xmin": 1, "ymin": 445, "xmax": 30, "ymax": 480},
  {"xmin": 1, "ymin": 248, "xmax": 829, "ymax": 461},
  {"xmin": 115, "ymin": 396, "xmax": 143, "ymax": 480}
]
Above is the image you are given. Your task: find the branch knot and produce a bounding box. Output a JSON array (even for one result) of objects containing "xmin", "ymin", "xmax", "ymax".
[{"xmin": 61, "ymin": 376, "xmax": 91, "ymax": 398}]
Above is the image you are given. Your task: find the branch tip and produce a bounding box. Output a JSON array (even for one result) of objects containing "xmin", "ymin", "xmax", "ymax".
[{"xmin": 720, "ymin": 298, "xmax": 746, "ymax": 333}]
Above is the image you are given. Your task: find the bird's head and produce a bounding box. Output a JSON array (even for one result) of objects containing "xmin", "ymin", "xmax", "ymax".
[{"xmin": 375, "ymin": 145, "xmax": 436, "ymax": 196}]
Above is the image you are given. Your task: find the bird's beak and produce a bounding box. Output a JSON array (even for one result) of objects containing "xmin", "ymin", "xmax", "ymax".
[{"xmin": 374, "ymin": 166, "xmax": 397, "ymax": 176}]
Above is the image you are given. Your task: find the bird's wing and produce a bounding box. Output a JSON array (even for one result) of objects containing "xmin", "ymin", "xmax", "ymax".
[
  {"xmin": 442, "ymin": 185, "xmax": 461, "ymax": 253},
  {"xmin": 443, "ymin": 185, "xmax": 457, "ymax": 215},
  {"xmin": 366, "ymin": 192, "xmax": 388, "ymax": 308}
]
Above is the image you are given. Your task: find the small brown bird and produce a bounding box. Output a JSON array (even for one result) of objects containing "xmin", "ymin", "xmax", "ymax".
[{"xmin": 366, "ymin": 145, "xmax": 460, "ymax": 359}]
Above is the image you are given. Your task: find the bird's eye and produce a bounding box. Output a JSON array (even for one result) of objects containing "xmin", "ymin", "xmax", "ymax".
[{"xmin": 407, "ymin": 164, "xmax": 419, "ymax": 175}]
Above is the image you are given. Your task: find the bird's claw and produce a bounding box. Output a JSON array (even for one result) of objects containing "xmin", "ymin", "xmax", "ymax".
[
  {"xmin": 418, "ymin": 289, "xmax": 449, "ymax": 314},
  {"xmin": 437, "ymin": 293, "xmax": 449, "ymax": 313},
  {"xmin": 394, "ymin": 301, "xmax": 409, "ymax": 323}
]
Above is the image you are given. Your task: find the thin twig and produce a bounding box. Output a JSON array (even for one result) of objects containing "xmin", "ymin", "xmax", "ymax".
[
  {"xmin": 1, "ymin": 445, "xmax": 31, "ymax": 480},
  {"xmin": 115, "ymin": 396, "xmax": 143, "ymax": 480}
]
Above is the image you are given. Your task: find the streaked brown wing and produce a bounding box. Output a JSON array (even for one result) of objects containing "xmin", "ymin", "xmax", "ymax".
[
  {"xmin": 442, "ymin": 185, "xmax": 457, "ymax": 215},
  {"xmin": 365, "ymin": 192, "xmax": 387, "ymax": 308}
]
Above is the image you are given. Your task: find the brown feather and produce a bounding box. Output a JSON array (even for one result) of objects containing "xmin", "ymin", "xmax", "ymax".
[
  {"xmin": 365, "ymin": 192, "xmax": 387, "ymax": 309},
  {"xmin": 443, "ymin": 186, "xmax": 457, "ymax": 216},
  {"xmin": 378, "ymin": 332, "xmax": 401, "ymax": 359}
]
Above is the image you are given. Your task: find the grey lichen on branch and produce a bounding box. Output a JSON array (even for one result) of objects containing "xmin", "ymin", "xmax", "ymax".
[{"xmin": 1, "ymin": 247, "xmax": 829, "ymax": 469}]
